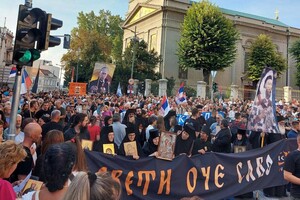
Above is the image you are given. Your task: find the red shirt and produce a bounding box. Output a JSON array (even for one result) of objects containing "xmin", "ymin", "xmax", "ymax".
[
  {"xmin": 88, "ymin": 124, "xmax": 101, "ymax": 141},
  {"xmin": 0, "ymin": 178, "xmax": 15, "ymax": 200}
]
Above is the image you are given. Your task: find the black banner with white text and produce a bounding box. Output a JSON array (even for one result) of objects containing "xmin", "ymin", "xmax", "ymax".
[{"xmin": 85, "ymin": 139, "xmax": 297, "ymax": 200}]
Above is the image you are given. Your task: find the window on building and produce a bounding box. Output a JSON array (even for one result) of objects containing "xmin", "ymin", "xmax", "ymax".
[
  {"xmin": 244, "ymin": 52, "xmax": 250, "ymax": 73},
  {"xmin": 150, "ymin": 34, "xmax": 157, "ymax": 51},
  {"xmin": 178, "ymin": 65, "xmax": 188, "ymax": 79}
]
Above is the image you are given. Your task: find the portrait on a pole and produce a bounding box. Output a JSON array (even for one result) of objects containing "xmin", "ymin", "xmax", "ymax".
[
  {"xmin": 247, "ymin": 67, "xmax": 279, "ymax": 133},
  {"xmin": 88, "ymin": 62, "xmax": 116, "ymax": 93}
]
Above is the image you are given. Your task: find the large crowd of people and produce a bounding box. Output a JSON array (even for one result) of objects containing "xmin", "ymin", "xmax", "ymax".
[{"xmin": 0, "ymin": 88, "xmax": 300, "ymax": 199}]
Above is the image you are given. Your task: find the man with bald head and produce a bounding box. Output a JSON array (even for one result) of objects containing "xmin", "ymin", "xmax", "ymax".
[
  {"xmin": 41, "ymin": 110, "xmax": 63, "ymax": 141},
  {"xmin": 10, "ymin": 122, "xmax": 42, "ymax": 182}
]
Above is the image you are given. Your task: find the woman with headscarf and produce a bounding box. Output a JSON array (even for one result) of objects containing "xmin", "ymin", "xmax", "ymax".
[
  {"xmin": 93, "ymin": 126, "xmax": 118, "ymax": 155},
  {"xmin": 232, "ymin": 129, "xmax": 249, "ymax": 147},
  {"xmin": 142, "ymin": 129, "xmax": 160, "ymax": 156},
  {"xmin": 174, "ymin": 124, "xmax": 195, "ymax": 157},
  {"xmin": 99, "ymin": 116, "xmax": 113, "ymax": 142},
  {"xmin": 119, "ymin": 126, "xmax": 144, "ymax": 159}
]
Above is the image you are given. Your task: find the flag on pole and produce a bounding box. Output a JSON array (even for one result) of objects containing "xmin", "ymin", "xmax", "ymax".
[
  {"xmin": 31, "ymin": 67, "xmax": 40, "ymax": 93},
  {"xmin": 160, "ymin": 95, "xmax": 170, "ymax": 117},
  {"xmin": 175, "ymin": 82, "xmax": 187, "ymax": 104},
  {"xmin": 9, "ymin": 66, "xmax": 17, "ymax": 78},
  {"xmin": 20, "ymin": 69, "xmax": 32, "ymax": 94},
  {"xmin": 116, "ymin": 82, "xmax": 122, "ymax": 97}
]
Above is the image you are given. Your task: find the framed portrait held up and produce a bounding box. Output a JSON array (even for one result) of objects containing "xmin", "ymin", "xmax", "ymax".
[
  {"xmin": 81, "ymin": 139, "xmax": 93, "ymax": 151},
  {"xmin": 157, "ymin": 131, "xmax": 177, "ymax": 161},
  {"xmin": 124, "ymin": 141, "xmax": 138, "ymax": 156},
  {"xmin": 22, "ymin": 179, "xmax": 43, "ymax": 195},
  {"xmin": 234, "ymin": 145, "xmax": 246, "ymax": 153},
  {"xmin": 103, "ymin": 143, "xmax": 115, "ymax": 155}
]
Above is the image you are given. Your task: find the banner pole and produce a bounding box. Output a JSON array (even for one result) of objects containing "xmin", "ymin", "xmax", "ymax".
[{"xmin": 260, "ymin": 132, "xmax": 265, "ymax": 148}]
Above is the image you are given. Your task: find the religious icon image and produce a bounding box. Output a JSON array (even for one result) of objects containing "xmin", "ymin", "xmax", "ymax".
[
  {"xmin": 157, "ymin": 131, "xmax": 176, "ymax": 161},
  {"xmin": 124, "ymin": 141, "xmax": 138, "ymax": 156},
  {"xmin": 75, "ymin": 86, "xmax": 80, "ymax": 94},
  {"xmin": 234, "ymin": 146, "xmax": 246, "ymax": 153},
  {"xmin": 81, "ymin": 139, "xmax": 93, "ymax": 151},
  {"xmin": 22, "ymin": 179, "xmax": 43, "ymax": 195},
  {"xmin": 103, "ymin": 143, "xmax": 115, "ymax": 155}
]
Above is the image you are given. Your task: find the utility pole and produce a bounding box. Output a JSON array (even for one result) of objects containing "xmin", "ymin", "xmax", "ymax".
[
  {"xmin": 131, "ymin": 26, "xmax": 137, "ymax": 79},
  {"xmin": 76, "ymin": 49, "xmax": 81, "ymax": 82}
]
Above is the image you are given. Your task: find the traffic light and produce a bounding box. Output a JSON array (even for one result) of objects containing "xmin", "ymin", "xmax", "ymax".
[
  {"xmin": 37, "ymin": 14, "xmax": 63, "ymax": 50},
  {"xmin": 140, "ymin": 81, "xmax": 145, "ymax": 93},
  {"xmin": 13, "ymin": 5, "xmax": 45, "ymax": 66},
  {"xmin": 63, "ymin": 34, "xmax": 71, "ymax": 49},
  {"xmin": 212, "ymin": 82, "xmax": 218, "ymax": 93}
]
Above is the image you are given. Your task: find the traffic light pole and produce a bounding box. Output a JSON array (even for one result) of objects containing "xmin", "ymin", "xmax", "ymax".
[
  {"xmin": 8, "ymin": 66, "xmax": 23, "ymax": 140},
  {"xmin": 211, "ymin": 70, "xmax": 217, "ymax": 102}
]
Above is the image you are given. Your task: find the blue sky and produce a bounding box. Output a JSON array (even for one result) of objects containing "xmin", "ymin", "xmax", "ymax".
[{"xmin": 1, "ymin": 0, "xmax": 299, "ymax": 66}]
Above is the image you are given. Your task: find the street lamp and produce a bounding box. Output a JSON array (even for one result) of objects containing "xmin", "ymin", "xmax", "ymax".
[
  {"xmin": 123, "ymin": 26, "xmax": 137, "ymax": 79},
  {"xmin": 75, "ymin": 49, "xmax": 81, "ymax": 82}
]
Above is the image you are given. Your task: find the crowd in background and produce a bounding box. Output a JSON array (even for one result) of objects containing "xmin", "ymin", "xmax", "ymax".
[{"xmin": 0, "ymin": 87, "xmax": 300, "ymax": 199}]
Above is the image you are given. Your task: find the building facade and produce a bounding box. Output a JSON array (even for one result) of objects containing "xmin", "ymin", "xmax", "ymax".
[
  {"xmin": 0, "ymin": 27, "xmax": 14, "ymax": 86},
  {"xmin": 123, "ymin": 0, "xmax": 300, "ymax": 91},
  {"xmin": 25, "ymin": 60, "xmax": 61, "ymax": 92}
]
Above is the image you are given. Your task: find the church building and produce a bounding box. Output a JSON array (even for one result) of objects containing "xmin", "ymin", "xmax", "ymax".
[{"xmin": 122, "ymin": 0, "xmax": 300, "ymax": 94}]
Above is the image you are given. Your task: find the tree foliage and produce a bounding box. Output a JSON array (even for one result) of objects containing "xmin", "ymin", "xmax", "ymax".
[
  {"xmin": 289, "ymin": 40, "xmax": 300, "ymax": 87},
  {"xmin": 178, "ymin": 0, "xmax": 239, "ymax": 85},
  {"xmin": 248, "ymin": 34, "xmax": 287, "ymax": 85},
  {"xmin": 61, "ymin": 10, "xmax": 163, "ymax": 93},
  {"xmin": 123, "ymin": 39, "xmax": 161, "ymax": 80},
  {"xmin": 166, "ymin": 77, "xmax": 176, "ymax": 97},
  {"xmin": 110, "ymin": 39, "xmax": 162, "ymax": 93},
  {"xmin": 61, "ymin": 10, "xmax": 124, "ymax": 85}
]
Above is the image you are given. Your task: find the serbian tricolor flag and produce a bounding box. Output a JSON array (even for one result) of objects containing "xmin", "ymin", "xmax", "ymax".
[
  {"xmin": 20, "ymin": 69, "xmax": 32, "ymax": 94},
  {"xmin": 9, "ymin": 66, "xmax": 17, "ymax": 78},
  {"xmin": 175, "ymin": 82, "xmax": 187, "ymax": 104},
  {"xmin": 160, "ymin": 95, "xmax": 170, "ymax": 117}
]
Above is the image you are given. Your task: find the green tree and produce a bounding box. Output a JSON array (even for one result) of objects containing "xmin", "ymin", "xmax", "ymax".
[
  {"xmin": 248, "ymin": 34, "xmax": 287, "ymax": 86},
  {"xmin": 166, "ymin": 77, "xmax": 176, "ymax": 97},
  {"xmin": 61, "ymin": 10, "xmax": 123, "ymax": 84},
  {"xmin": 110, "ymin": 39, "xmax": 162, "ymax": 93},
  {"xmin": 185, "ymin": 86, "xmax": 197, "ymax": 97},
  {"xmin": 289, "ymin": 40, "xmax": 300, "ymax": 87},
  {"xmin": 178, "ymin": 0, "xmax": 239, "ymax": 86},
  {"xmin": 123, "ymin": 40, "xmax": 161, "ymax": 79}
]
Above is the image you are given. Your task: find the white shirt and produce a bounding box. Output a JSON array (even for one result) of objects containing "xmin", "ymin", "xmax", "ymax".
[{"xmin": 145, "ymin": 125, "xmax": 155, "ymax": 142}]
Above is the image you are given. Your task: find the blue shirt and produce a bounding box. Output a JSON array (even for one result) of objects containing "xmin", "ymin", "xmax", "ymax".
[{"xmin": 287, "ymin": 129, "xmax": 298, "ymax": 138}]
